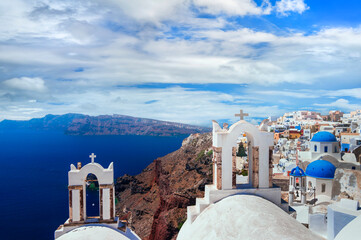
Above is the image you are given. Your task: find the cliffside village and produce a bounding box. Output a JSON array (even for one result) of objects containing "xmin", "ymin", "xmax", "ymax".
[
  {"xmin": 263, "ymin": 110, "xmax": 361, "ymax": 239},
  {"xmin": 54, "ymin": 110, "xmax": 361, "ymax": 240}
]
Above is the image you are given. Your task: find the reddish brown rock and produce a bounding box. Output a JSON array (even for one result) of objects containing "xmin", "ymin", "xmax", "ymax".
[{"xmin": 115, "ymin": 133, "xmax": 213, "ymax": 240}]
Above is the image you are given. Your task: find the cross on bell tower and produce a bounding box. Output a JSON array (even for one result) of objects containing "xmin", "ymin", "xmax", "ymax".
[
  {"xmin": 235, "ymin": 109, "xmax": 249, "ymax": 120},
  {"xmin": 89, "ymin": 153, "xmax": 96, "ymax": 163}
]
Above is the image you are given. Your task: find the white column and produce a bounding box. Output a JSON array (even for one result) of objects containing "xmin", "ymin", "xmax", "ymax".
[
  {"xmin": 102, "ymin": 188, "xmax": 111, "ymax": 220},
  {"xmin": 72, "ymin": 189, "xmax": 80, "ymax": 221},
  {"xmin": 222, "ymin": 147, "xmax": 232, "ymax": 190}
]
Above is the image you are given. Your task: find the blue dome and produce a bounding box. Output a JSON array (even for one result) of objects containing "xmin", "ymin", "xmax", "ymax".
[
  {"xmin": 311, "ymin": 131, "xmax": 337, "ymax": 142},
  {"xmin": 306, "ymin": 160, "xmax": 336, "ymax": 179},
  {"xmin": 290, "ymin": 166, "xmax": 306, "ymax": 177}
]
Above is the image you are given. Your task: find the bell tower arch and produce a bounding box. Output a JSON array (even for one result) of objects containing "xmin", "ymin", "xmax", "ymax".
[
  {"xmin": 68, "ymin": 153, "xmax": 115, "ymax": 223},
  {"xmin": 212, "ymin": 119, "xmax": 274, "ymax": 190}
]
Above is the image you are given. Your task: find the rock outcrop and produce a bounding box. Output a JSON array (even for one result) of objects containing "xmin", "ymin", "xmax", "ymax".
[
  {"xmin": 115, "ymin": 133, "xmax": 213, "ymax": 240},
  {"xmin": 332, "ymin": 168, "xmax": 361, "ymax": 203}
]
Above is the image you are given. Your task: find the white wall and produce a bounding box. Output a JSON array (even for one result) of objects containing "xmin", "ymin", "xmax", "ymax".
[{"xmin": 309, "ymin": 213, "xmax": 327, "ymax": 238}]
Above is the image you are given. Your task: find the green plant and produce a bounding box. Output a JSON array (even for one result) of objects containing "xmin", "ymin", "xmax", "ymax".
[
  {"xmin": 206, "ymin": 150, "xmax": 213, "ymax": 157},
  {"xmin": 178, "ymin": 218, "xmax": 186, "ymax": 230},
  {"xmin": 196, "ymin": 150, "xmax": 205, "ymax": 161}
]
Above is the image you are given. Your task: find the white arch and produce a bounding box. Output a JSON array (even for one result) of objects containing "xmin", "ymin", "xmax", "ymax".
[
  {"xmin": 212, "ymin": 120, "xmax": 274, "ymax": 189},
  {"xmin": 227, "ymin": 120, "xmax": 265, "ymax": 146},
  {"xmin": 68, "ymin": 160, "xmax": 115, "ymax": 222},
  {"xmin": 69, "ymin": 162, "xmax": 114, "ymax": 186}
]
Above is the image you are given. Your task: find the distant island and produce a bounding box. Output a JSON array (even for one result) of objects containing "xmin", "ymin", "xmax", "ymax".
[{"xmin": 0, "ymin": 113, "xmax": 211, "ymax": 136}]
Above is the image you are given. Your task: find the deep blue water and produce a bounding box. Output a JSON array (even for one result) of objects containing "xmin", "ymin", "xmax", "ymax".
[{"xmin": 0, "ymin": 129, "xmax": 185, "ymax": 240}]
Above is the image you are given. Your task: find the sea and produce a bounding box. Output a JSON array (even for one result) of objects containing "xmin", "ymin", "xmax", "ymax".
[{"xmin": 0, "ymin": 129, "xmax": 186, "ymax": 240}]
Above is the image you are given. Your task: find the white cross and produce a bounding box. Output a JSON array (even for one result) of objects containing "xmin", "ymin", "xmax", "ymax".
[
  {"xmin": 89, "ymin": 153, "xmax": 96, "ymax": 163},
  {"xmin": 235, "ymin": 109, "xmax": 249, "ymax": 120}
]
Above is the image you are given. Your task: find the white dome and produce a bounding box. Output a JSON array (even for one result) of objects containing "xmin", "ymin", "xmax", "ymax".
[
  {"xmin": 57, "ymin": 225, "xmax": 136, "ymax": 240},
  {"xmin": 177, "ymin": 195, "xmax": 322, "ymax": 240},
  {"xmin": 335, "ymin": 215, "xmax": 361, "ymax": 240}
]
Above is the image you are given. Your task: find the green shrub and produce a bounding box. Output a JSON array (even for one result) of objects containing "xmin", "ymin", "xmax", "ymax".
[
  {"xmin": 241, "ymin": 169, "xmax": 248, "ymax": 176},
  {"xmin": 196, "ymin": 151, "xmax": 205, "ymax": 161},
  {"xmin": 178, "ymin": 218, "xmax": 186, "ymax": 230}
]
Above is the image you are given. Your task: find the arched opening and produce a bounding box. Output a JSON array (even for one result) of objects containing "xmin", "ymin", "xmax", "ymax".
[
  {"xmin": 324, "ymin": 146, "xmax": 328, "ymax": 153},
  {"xmin": 235, "ymin": 132, "xmax": 250, "ymax": 187},
  {"xmin": 314, "ymin": 145, "xmax": 317, "ymax": 152},
  {"xmin": 295, "ymin": 177, "xmax": 300, "ymax": 188},
  {"xmin": 85, "ymin": 173, "xmax": 100, "ymax": 220}
]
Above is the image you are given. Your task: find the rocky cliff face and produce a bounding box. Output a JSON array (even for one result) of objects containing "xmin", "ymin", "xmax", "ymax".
[
  {"xmin": 66, "ymin": 115, "xmax": 210, "ymax": 136},
  {"xmin": 0, "ymin": 113, "xmax": 85, "ymax": 130},
  {"xmin": 115, "ymin": 133, "xmax": 213, "ymax": 240},
  {"xmin": 0, "ymin": 113, "xmax": 210, "ymax": 136}
]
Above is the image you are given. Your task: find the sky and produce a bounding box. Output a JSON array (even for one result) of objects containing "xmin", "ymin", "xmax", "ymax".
[{"xmin": 0, "ymin": 0, "xmax": 361, "ymax": 126}]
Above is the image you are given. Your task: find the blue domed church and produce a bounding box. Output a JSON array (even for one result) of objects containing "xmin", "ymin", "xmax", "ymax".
[
  {"xmin": 305, "ymin": 159, "xmax": 336, "ymax": 199},
  {"xmin": 309, "ymin": 131, "xmax": 340, "ymax": 161}
]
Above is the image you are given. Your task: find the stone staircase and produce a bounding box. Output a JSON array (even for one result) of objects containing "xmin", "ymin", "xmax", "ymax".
[{"xmin": 187, "ymin": 185, "xmax": 214, "ymax": 223}]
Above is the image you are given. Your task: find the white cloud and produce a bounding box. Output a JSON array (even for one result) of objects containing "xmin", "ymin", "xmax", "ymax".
[
  {"xmin": 276, "ymin": 0, "xmax": 309, "ymax": 16},
  {"xmin": 323, "ymin": 88, "xmax": 361, "ymax": 99},
  {"xmin": 3, "ymin": 77, "xmax": 47, "ymax": 92},
  {"xmin": 1, "ymin": 0, "xmax": 360, "ymax": 123},
  {"xmin": 193, "ymin": 0, "xmax": 272, "ymax": 16},
  {"xmin": 314, "ymin": 99, "xmax": 361, "ymax": 111},
  {"xmin": 254, "ymin": 88, "xmax": 361, "ymax": 100}
]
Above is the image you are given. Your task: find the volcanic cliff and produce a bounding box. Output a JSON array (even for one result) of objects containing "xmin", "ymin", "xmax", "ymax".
[
  {"xmin": 115, "ymin": 133, "xmax": 213, "ymax": 240},
  {"xmin": 0, "ymin": 113, "xmax": 210, "ymax": 137}
]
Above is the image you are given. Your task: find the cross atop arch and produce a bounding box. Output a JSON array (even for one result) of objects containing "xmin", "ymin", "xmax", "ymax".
[
  {"xmin": 89, "ymin": 153, "xmax": 96, "ymax": 163},
  {"xmin": 235, "ymin": 109, "xmax": 249, "ymax": 120}
]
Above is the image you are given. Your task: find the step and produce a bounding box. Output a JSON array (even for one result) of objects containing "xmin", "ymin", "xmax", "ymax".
[
  {"xmin": 187, "ymin": 206, "xmax": 198, "ymax": 223},
  {"xmin": 196, "ymin": 198, "xmax": 209, "ymax": 213},
  {"xmin": 204, "ymin": 184, "xmax": 216, "ymax": 202}
]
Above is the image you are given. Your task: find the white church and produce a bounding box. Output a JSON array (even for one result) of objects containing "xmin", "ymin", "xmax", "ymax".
[
  {"xmin": 54, "ymin": 153, "xmax": 140, "ymax": 240},
  {"xmin": 177, "ymin": 112, "xmax": 323, "ymax": 240}
]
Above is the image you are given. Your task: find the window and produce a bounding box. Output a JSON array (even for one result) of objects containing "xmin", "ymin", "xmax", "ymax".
[
  {"xmin": 308, "ymin": 181, "xmax": 312, "ymax": 188},
  {"xmin": 321, "ymin": 183, "xmax": 326, "ymax": 193},
  {"xmin": 324, "ymin": 146, "xmax": 328, "ymax": 152},
  {"xmin": 352, "ymin": 166, "xmax": 356, "ymax": 170},
  {"xmin": 314, "ymin": 145, "xmax": 317, "ymax": 152}
]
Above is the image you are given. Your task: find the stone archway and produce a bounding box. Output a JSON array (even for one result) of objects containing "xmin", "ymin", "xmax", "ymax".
[
  {"xmin": 68, "ymin": 156, "xmax": 115, "ymax": 223},
  {"xmin": 212, "ymin": 120, "xmax": 274, "ymax": 190}
]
